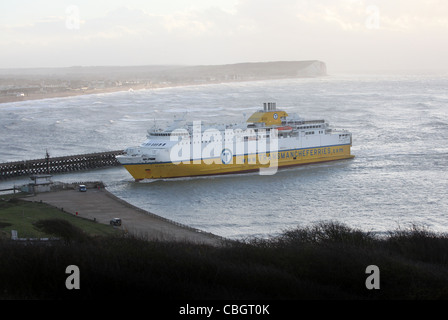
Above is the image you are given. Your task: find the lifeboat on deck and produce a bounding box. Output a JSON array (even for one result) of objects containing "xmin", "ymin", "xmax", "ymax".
[{"xmin": 276, "ymin": 126, "xmax": 293, "ymax": 133}]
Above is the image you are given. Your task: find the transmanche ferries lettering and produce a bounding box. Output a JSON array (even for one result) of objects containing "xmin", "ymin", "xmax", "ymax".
[{"xmin": 116, "ymin": 102, "xmax": 354, "ymax": 181}]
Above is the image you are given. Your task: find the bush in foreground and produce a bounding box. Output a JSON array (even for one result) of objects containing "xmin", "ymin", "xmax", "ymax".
[
  {"xmin": 33, "ymin": 218, "xmax": 91, "ymax": 243},
  {"xmin": 1, "ymin": 221, "xmax": 448, "ymax": 300}
]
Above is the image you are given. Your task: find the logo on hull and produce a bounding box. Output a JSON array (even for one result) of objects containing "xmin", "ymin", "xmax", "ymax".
[{"xmin": 221, "ymin": 148, "xmax": 233, "ymax": 164}]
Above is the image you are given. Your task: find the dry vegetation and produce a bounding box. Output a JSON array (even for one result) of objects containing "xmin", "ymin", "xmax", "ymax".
[{"xmin": 1, "ymin": 199, "xmax": 448, "ymax": 300}]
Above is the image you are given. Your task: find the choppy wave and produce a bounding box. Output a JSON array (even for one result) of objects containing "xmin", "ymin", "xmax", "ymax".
[{"xmin": 1, "ymin": 74, "xmax": 448, "ymax": 239}]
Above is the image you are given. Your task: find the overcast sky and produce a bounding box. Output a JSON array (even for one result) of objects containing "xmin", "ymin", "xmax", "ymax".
[{"xmin": 1, "ymin": 0, "xmax": 447, "ymax": 73}]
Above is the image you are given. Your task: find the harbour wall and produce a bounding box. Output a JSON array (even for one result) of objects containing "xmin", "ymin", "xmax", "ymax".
[{"xmin": 0, "ymin": 150, "xmax": 124, "ymax": 180}]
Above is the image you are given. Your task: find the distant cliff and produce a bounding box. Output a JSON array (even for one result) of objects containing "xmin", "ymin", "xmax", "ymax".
[
  {"xmin": 0, "ymin": 60, "xmax": 327, "ymax": 103},
  {"xmin": 0, "ymin": 60, "xmax": 327, "ymax": 81},
  {"xmin": 154, "ymin": 60, "xmax": 327, "ymax": 82}
]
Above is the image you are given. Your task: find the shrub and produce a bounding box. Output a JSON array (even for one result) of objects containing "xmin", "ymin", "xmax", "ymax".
[
  {"xmin": 274, "ymin": 221, "xmax": 376, "ymax": 247},
  {"xmin": 33, "ymin": 218, "xmax": 90, "ymax": 243},
  {"xmin": 385, "ymin": 224, "xmax": 448, "ymax": 265}
]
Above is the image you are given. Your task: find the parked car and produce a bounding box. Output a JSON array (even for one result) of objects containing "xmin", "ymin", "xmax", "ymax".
[
  {"xmin": 79, "ymin": 185, "xmax": 87, "ymax": 192},
  {"xmin": 110, "ymin": 218, "xmax": 122, "ymax": 226}
]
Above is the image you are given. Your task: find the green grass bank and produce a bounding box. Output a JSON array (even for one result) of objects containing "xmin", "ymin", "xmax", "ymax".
[{"xmin": 0, "ymin": 195, "xmax": 118, "ymax": 239}]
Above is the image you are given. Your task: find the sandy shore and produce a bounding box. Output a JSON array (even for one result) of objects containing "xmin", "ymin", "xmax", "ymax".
[
  {"xmin": 0, "ymin": 84, "xmax": 153, "ymax": 104},
  {"xmin": 0, "ymin": 78, "xmax": 278, "ymax": 104},
  {"xmin": 24, "ymin": 188, "xmax": 224, "ymax": 246},
  {"xmin": 0, "ymin": 81, "xmax": 224, "ymax": 104}
]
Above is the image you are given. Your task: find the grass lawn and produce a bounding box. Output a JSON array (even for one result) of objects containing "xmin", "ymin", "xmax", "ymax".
[{"xmin": 0, "ymin": 194, "xmax": 118, "ymax": 239}]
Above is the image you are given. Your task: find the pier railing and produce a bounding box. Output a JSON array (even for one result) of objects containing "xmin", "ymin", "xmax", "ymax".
[{"xmin": 0, "ymin": 150, "xmax": 125, "ymax": 180}]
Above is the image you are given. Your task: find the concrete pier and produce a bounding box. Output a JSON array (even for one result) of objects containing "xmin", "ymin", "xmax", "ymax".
[{"xmin": 0, "ymin": 150, "xmax": 124, "ymax": 180}]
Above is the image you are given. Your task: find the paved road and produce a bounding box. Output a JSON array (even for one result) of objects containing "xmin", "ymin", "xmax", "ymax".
[{"xmin": 25, "ymin": 188, "xmax": 223, "ymax": 246}]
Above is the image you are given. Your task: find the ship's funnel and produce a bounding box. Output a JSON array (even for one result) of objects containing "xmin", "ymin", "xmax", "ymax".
[{"xmin": 263, "ymin": 102, "xmax": 276, "ymax": 112}]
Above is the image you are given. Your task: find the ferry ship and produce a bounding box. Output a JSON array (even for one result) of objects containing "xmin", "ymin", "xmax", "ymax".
[{"xmin": 116, "ymin": 102, "xmax": 354, "ymax": 181}]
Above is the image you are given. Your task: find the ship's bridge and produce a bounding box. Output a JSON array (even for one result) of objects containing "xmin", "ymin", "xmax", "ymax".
[{"xmin": 247, "ymin": 102, "xmax": 288, "ymax": 127}]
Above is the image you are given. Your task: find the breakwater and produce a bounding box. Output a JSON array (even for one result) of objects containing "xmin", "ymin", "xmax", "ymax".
[{"xmin": 0, "ymin": 150, "xmax": 124, "ymax": 180}]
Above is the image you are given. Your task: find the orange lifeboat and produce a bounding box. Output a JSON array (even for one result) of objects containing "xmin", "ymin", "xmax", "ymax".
[{"xmin": 276, "ymin": 126, "xmax": 293, "ymax": 133}]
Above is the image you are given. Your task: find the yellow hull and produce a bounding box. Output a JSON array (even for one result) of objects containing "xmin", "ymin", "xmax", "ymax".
[{"xmin": 123, "ymin": 145, "xmax": 354, "ymax": 180}]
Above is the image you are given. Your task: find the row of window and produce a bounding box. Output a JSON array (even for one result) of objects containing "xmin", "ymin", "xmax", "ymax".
[
  {"xmin": 146, "ymin": 131, "xmax": 335, "ymax": 145},
  {"xmin": 143, "ymin": 142, "xmax": 167, "ymax": 147},
  {"xmin": 152, "ymin": 125, "xmax": 326, "ymax": 138},
  {"xmin": 146, "ymin": 130, "xmax": 346, "ymax": 146},
  {"xmin": 150, "ymin": 133, "xmax": 172, "ymax": 136},
  {"xmin": 298, "ymin": 125, "xmax": 322, "ymax": 130}
]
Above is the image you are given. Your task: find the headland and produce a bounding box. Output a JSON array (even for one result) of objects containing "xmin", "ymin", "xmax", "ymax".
[{"xmin": 0, "ymin": 60, "xmax": 326, "ymax": 104}]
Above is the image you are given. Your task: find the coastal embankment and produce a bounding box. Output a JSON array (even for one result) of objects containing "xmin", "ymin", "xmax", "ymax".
[
  {"xmin": 0, "ymin": 60, "xmax": 327, "ymax": 104},
  {"xmin": 24, "ymin": 186, "xmax": 224, "ymax": 246}
]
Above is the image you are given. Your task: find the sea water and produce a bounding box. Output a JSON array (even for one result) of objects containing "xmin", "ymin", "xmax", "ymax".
[{"xmin": 1, "ymin": 74, "xmax": 447, "ymax": 239}]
